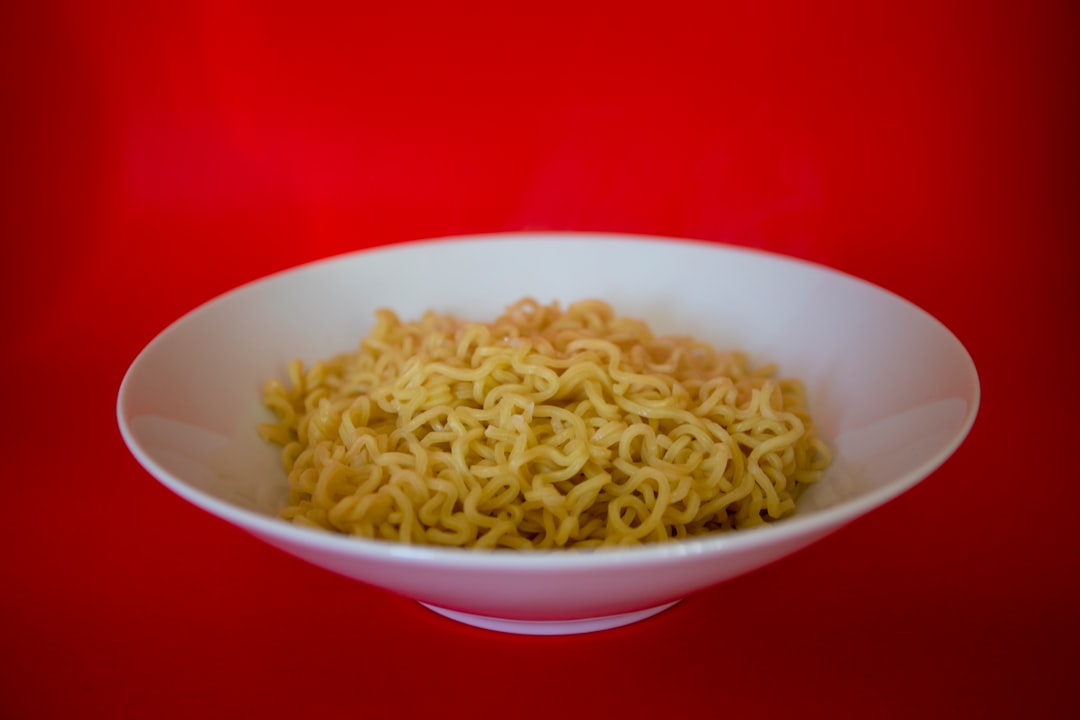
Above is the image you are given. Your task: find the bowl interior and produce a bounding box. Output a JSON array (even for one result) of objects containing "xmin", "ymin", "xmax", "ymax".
[{"xmin": 118, "ymin": 233, "xmax": 980, "ymax": 556}]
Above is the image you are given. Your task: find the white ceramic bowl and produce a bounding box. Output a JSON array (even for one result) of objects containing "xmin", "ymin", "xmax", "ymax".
[{"xmin": 117, "ymin": 232, "xmax": 979, "ymax": 635}]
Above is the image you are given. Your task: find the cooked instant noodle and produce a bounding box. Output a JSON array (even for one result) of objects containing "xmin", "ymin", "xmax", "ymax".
[{"xmin": 257, "ymin": 298, "xmax": 831, "ymax": 549}]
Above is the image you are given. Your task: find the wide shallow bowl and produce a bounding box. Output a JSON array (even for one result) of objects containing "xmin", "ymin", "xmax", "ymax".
[{"xmin": 117, "ymin": 232, "xmax": 979, "ymax": 635}]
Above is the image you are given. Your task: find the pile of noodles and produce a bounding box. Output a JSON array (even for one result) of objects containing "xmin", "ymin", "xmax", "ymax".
[{"xmin": 257, "ymin": 298, "xmax": 831, "ymax": 549}]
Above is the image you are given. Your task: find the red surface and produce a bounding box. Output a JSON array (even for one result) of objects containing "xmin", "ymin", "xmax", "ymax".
[{"xmin": 3, "ymin": 1, "xmax": 1078, "ymax": 717}]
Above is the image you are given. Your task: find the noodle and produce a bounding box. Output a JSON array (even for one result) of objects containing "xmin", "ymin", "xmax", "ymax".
[{"xmin": 257, "ymin": 298, "xmax": 831, "ymax": 549}]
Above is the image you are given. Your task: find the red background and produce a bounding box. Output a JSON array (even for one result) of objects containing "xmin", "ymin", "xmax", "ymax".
[{"xmin": 3, "ymin": 1, "xmax": 1078, "ymax": 717}]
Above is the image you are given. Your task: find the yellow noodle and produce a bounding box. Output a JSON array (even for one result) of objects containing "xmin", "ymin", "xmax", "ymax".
[{"xmin": 258, "ymin": 298, "xmax": 832, "ymax": 549}]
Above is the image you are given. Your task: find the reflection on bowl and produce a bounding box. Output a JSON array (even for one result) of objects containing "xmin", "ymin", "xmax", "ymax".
[{"xmin": 117, "ymin": 232, "xmax": 979, "ymax": 635}]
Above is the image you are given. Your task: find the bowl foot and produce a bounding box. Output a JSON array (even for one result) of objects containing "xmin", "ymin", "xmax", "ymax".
[{"xmin": 419, "ymin": 600, "xmax": 681, "ymax": 635}]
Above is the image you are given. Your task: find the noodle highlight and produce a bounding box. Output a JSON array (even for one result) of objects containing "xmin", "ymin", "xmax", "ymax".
[{"xmin": 257, "ymin": 298, "xmax": 831, "ymax": 549}]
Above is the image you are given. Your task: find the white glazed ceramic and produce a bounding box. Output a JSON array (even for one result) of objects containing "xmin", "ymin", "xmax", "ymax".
[{"xmin": 117, "ymin": 232, "xmax": 980, "ymax": 635}]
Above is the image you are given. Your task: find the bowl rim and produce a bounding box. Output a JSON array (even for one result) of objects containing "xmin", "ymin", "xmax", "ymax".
[{"xmin": 116, "ymin": 231, "xmax": 982, "ymax": 570}]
